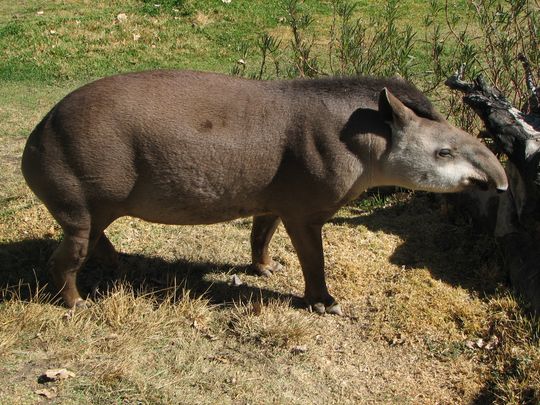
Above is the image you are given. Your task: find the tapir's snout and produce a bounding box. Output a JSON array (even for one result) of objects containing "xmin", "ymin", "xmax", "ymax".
[
  {"xmin": 474, "ymin": 145, "xmax": 508, "ymax": 193},
  {"xmin": 489, "ymin": 157, "xmax": 508, "ymax": 193}
]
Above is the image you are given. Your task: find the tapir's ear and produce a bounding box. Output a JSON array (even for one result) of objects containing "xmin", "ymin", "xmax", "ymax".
[{"xmin": 378, "ymin": 88, "xmax": 413, "ymax": 128}]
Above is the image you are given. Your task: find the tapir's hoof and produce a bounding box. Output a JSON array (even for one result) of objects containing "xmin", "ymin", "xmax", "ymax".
[
  {"xmin": 75, "ymin": 299, "xmax": 90, "ymax": 309},
  {"xmin": 309, "ymin": 301, "xmax": 343, "ymax": 316},
  {"xmin": 66, "ymin": 298, "xmax": 89, "ymax": 310},
  {"xmin": 252, "ymin": 260, "xmax": 284, "ymax": 277}
]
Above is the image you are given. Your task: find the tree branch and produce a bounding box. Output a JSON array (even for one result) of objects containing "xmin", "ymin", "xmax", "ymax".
[{"xmin": 446, "ymin": 68, "xmax": 540, "ymax": 183}]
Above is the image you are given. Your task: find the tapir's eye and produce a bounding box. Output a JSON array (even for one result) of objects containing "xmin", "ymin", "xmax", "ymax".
[{"xmin": 438, "ymin": 148, "xmax": 453, "ymax": 158}]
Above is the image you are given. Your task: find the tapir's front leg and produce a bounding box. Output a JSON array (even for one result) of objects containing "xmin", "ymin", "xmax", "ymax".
[
  {"xmin": 282, "ymin": 219, "xmax": 342, "ymax": 315},
  {"xmin": 251, "ymin": 215, "xmax": 284, "ymax": 276}
]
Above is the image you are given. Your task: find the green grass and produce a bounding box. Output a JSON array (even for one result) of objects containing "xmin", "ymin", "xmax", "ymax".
[
  {"xmin": 0, "ymin": 0, "xmax": 473, "ymax": 85},
  {"xmin": 0, "ymin": 0, "xmax": 293, "ymax": 84}
]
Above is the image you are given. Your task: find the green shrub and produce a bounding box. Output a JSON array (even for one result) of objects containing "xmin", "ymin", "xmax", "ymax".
[{"xmin": 232, "ymin": 0, "xmax": 538, "ymax": 132}]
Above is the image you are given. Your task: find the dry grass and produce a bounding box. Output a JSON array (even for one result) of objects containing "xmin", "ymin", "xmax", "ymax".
[
  {"xmin": 1, "ymin": 77, "xmax": 538, "ymax": 405},
  {"xmin": 1, "ymin": 162, "xmax": 539, "ymax": 403},
  {"xmin": 229, "ymin": 298, "xmax": 315, "ymax": 348}
]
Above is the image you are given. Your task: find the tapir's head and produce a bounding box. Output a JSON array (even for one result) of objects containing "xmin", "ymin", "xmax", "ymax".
[{"xmin": 378, "ymin": 88, "xmax": 508, "ymax": 193}]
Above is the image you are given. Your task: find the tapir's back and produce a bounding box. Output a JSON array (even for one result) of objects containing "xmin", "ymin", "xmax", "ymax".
[
  {"xmin": 22, "ymin": 71, "xmax": 293, "ymax": 224},
  {"xmin": 21, "ymin": 70, "xmax": 445, "ymax": 225},
  {"xmin": 52, "ymin": 70, "xmax": 285, "ymax": 142}
]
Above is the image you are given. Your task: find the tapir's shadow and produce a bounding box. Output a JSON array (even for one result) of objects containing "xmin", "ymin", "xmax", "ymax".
[
  {"xmin": 330, "ymin": 193, "xmax": 507, "ymax": 296},
  {"xmin": 1, "ymin": 193, "xmax": 505, "ymax": 305},
  {"xmin": 0, "ymin": 238, "xmax": 301, "ymax": 307}
]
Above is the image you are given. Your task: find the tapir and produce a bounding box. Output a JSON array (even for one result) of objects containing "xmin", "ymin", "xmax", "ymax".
[{"xmin": 21, "ymin": 70, "xmax": 508, "ymax": 314}]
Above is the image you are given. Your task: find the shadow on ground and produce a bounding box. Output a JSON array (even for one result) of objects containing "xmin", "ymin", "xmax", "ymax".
[
  {"xmin": 1, "ymin": 194, "xmax": 507, "ymax": 306},
  {"xmin": 0, "ymin": 195, "xmax": 526, "ymax": 404},
  {"xmin": 330, "ymin": 194, "xmax": 516, "ymax": 405},
  {"xmin": 330, "ymin": 193, "xmax": 508, "ymax": 297},
  {"xmin": 0, "ymin": 237, "xmax": 302, "ymax": 308}
]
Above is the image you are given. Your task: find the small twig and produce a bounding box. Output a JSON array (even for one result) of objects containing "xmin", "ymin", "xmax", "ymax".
[
  {"xmin": 518, "ymin": 53, "xmax": 540, "ymax": 114},
  {"xmin": 518, "ymin": 53, "xmax": 538, "ymax": 95},
  {"xmin": 444, "ymin": 0, "xmax": 466, "ymax": 46},
  {"xmin": 444, "ymin": 64, "xmax": 475, "ymax": 93}
]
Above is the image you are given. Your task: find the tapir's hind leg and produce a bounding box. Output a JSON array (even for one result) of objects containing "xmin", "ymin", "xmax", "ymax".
[
  {"xmin": 47, "ymin": 228, "xmax": 92, "ymax": 308},
  {"xmin": 46, "ymin": 211, "xmax": 114, "ymax": 308},
  {"xmin": 250, "ymin": 214, "xmax": 283, "ymax": 276},
  {"xmin": 91, "ymin": 233, "xmax": 119, "ymax": 268},
  {"xmin": 22, "ymin": 130, "xmax": 118, "ymax": 307}
]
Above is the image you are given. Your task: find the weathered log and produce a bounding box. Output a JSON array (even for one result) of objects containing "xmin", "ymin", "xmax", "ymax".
[
  {"xmin": 446, "ymin": 70, "xmax": 540, "ymax": 190},
  {"xmin": 445, "ymin": 62, "xmax": 540, "ymax": 312}
]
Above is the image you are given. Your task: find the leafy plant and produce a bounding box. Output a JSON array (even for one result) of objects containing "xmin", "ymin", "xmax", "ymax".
[
  {"xmin": 285, "ymin": 0, "xmax": 320, "ymax": 77},
  {"xmin": 232, "ymin": 0, "xmax": 538, "ymax": 134}
]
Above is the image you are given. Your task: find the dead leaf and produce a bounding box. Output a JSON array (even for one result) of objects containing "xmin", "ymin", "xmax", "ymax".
[
  {"xmin": 389, "ymin": 333, "xmax": 406, "ymax": 346},
  {"xmin": 465, "ymin": 336, "xmax": 498, "ymax": 350},
  {"xmin": 45, "ymin": 226, "xmax": 55, "ymax": 237},
  {"xmin": 47, "ymin": 368, "xmax": 75, "ymax": 380},
  {"xmin": 39, "ymin": 368, "xmax": 76, "ymax": 383},
  {"xmin": 485, "ymin": 335, "xmax": 499, "ymax": 350},
  {"xmin": 116, "ymin": 13, "xmax": 128, "ymax": 23},
  {"xmin": 36, "ymin": 10, "xmax": 44, "ymax": 16},
  {"xmin": 133, "ymin": 33, "xmax": 141, "ymax": 41},
  {"xmin": 35, "ymin": 387, "xmax": 57, "ymax": 399},
  {"xmin": 230, "ymin": 274, "xmax": 243, "ymax": 287}
]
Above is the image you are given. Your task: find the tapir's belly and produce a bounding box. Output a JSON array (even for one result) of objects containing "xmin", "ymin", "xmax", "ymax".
[
  {"xmin": 127, "ymin": 199, "xmax": 266, "ymax": 225},
  {"xmin": 118, "ymin": 142, "xmax": 275, "ymax": 225}
]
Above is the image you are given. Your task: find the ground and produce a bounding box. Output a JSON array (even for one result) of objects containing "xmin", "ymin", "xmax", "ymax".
[{"xmin": 1, "ymin": 1, "xmax": 538, "ymax": 404}]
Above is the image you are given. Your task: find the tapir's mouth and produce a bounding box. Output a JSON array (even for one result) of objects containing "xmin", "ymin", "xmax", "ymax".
[
  {"xmin": 467, "ymin": 177, "xmax": 508, "ymax": 193},
  {"xmin": 469, "ymin": 177, "xmax": 490, "ymax": 191}
]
